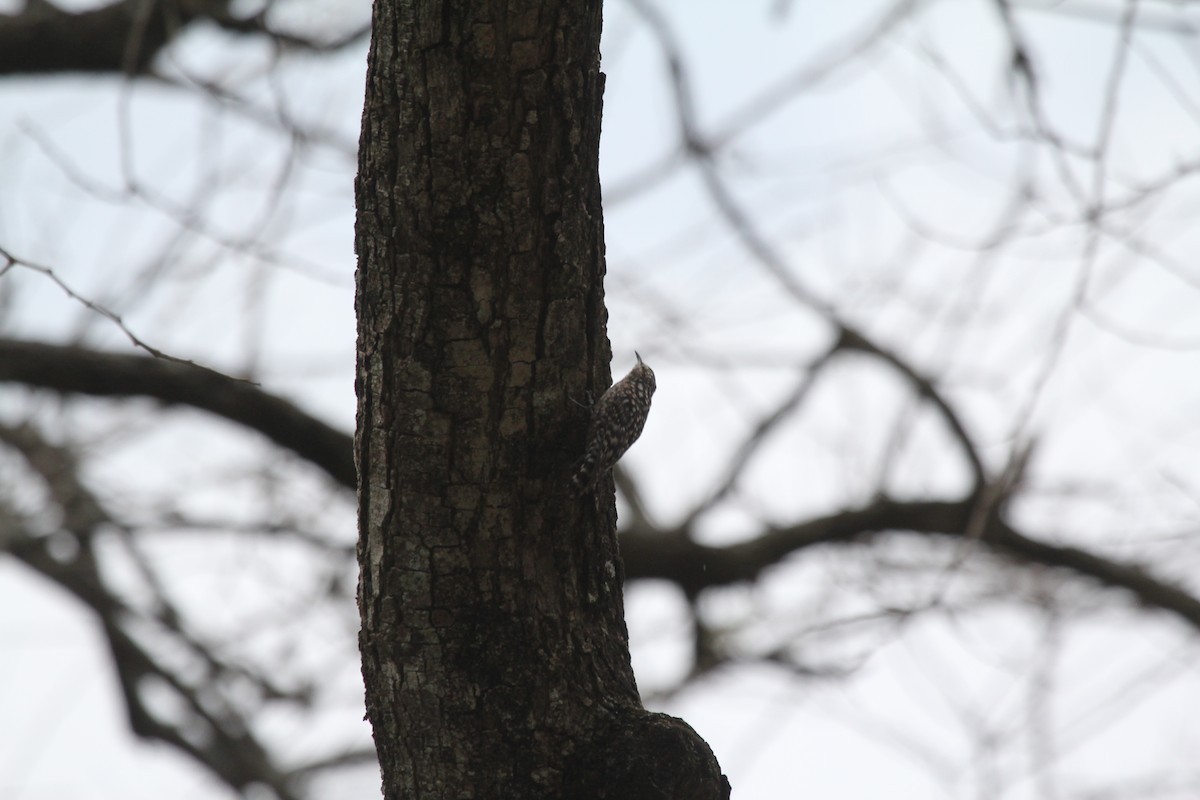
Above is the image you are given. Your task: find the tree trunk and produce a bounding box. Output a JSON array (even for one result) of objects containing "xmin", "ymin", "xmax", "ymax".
[{"xmin": 353, "ymin": 0, "xmax": 727, "ymax": 797}]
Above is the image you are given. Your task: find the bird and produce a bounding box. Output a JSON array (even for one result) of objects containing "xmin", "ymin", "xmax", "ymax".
[{"xmin": 570, "ymin": 352, "xmax": 656, "ymax": 494}]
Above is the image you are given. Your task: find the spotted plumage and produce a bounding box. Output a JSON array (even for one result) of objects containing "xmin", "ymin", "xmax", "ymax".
[{"xmin": 570, "ymin": 352, "xmax": 656, "ymax": 494}]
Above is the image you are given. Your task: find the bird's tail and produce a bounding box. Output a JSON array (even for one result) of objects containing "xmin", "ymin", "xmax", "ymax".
[{"xmin": 569, "ymin": 452, "xmax": 598, "ymax": 495}]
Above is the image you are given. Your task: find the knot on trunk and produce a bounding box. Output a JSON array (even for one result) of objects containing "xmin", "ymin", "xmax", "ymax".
[{"xmin": 564, "ymin": 710, "xmax": 731, "ymax": 799}]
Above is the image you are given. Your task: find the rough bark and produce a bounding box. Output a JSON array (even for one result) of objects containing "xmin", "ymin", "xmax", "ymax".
[{"xmin": 352, "ymin": 0, "xmax": 726, "ymax": 797}]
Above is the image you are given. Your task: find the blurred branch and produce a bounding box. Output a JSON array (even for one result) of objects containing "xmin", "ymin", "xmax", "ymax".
[
  {"xmin": 835, "ymin": 326, "xmax": 986, "ymax": 490},
  {"xmin": 0, "ymin": 0, "xmax": 367, "ymax": 77},
  {"xmin": 0, "ymin": 249, "xmax": 199, "ymax": 364},
  {"xmin": 622, "ymin": 494, "xmax": 1200, "ymax": 636},
  {"xmin": 610, "ymin": 0, "xmax": 918, "ymax": 204},
  {"xmin": 991, "ymin": 0, "xmax": 1040, "ymax": 106},
  {"xmin": 0, "ymin": 421, "xmax": 305, "ymax": 800},
  {"xmin": 630, "ymin": 0, "xmax": 990, "ymax": 499},
  {"xmin": 0, "ymin": 0, "xmax": 215, "ymax": 76},
  {"xmin": 0, "ymin": 338, "xmax": 356, "ymax": 489},
  {"xmin": 204, "ymin": 6, "xmax": 370, "ymax": 53},
  {"xmin": 679, "ymin": 342, "xmax": 838, "ymax": 529}
]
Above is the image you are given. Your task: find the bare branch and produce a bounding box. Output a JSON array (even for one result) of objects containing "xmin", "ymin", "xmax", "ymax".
[
  {"xmin": 623, "ymin": 495, "xmax": 1200, "ymax": 637},
  {"xmin": 680, "ymin": 343, "xmax": 838, "ymax": 528},
  {"xmin": 0, "ymin": 0, "xmax": 367, "ymax": 77},
  {"xmin": 0, "ymin": 422, "xmax": 307, "ymax": 800},
  {"xmin": 0, "ymin": 338, "xmax": 355, "ymax": 489},
  {"xmin": 0, "ymin": 249, "xmax": 197, "ymax": 364},
  {"xmin": 628, "ymin": 0, "xmax": 993, "ymax": 502}
]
